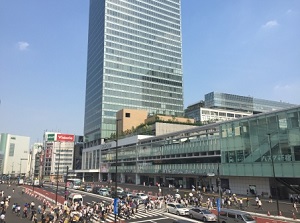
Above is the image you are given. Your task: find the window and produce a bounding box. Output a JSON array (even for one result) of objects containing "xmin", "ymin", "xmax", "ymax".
[
  {"xmin": 237, "ymin": 215, "xmax": 243, "ymax": 220},
  {"xmin": 228, "ymin": 213, "xmax": 236, "ymax": 218},
  {"xmin": 125, "ymin": 113, "xmax": 130, "ymax": 118},
  {"xmin": 9, "ymin": 143, "xmax": 15, "ymax": 156}
]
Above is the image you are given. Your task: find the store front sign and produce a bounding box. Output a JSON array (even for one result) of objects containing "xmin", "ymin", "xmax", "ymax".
[
  {"xmin": 57, "ymin": 134, "xmax": 74, "ymax": 142},
  {"xmin": 47, "ymin": 134, "xmax": 55, "ymax": 141},
  {"xmin": 261, "ymin": 154, "xmax": 292, "ymax": 162}
]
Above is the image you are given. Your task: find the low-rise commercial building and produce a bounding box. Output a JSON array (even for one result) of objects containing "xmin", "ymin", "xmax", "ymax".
[{"xmin": 78, "ymin": 105, "xmax": 300, "ymax": 198}]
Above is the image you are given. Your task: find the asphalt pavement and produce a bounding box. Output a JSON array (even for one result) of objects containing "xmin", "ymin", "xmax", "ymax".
[
  {"xmin": 0, "ymin": 183, "xmax": 47, "ymax": 223},
  {"xmin": 3, "ymin": 181, "xmax": 299, "ymax": 223},
  {"xmin": 90, "ymin": 181, "xmax": 300, "ymax": 221}
]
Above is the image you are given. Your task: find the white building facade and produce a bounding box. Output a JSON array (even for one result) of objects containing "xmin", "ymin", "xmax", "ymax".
[
  {"xmin": 0, "ymin": 133, "xmax": 30, "ymax": 177},
  {"xmin": 43, "ymin": 132, "xmax": 75, "ymax": 182}
]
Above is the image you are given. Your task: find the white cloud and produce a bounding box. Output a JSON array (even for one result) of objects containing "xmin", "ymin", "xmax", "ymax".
[
  {"xmin": 262, "ymin": 20, "xmax": 279, "ymax": 29},
  {"xmin": 17, "ymin": 41, "xmax": 29, "ymax": 51}
]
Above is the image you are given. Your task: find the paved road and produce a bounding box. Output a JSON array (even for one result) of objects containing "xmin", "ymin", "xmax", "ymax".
[
  {"xmin": 38, "ymin": 182, "xmax": 300, "ymax": 223},
  {"xmin": 0, "ymin": 183, "xmax": 50, "ymax": 223},
  {"xmin": 78, "ymin": 182, "xmax": 300, "ymax": 222}
]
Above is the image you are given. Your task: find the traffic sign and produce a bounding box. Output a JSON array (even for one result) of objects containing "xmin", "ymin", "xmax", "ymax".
[
  {"xmin": 217, "ymin": 198, "xmax": 221, "ymax": 212},
  {"xmin": 113, "ymin": 198, "xmax": 119, "ymax": 215}
]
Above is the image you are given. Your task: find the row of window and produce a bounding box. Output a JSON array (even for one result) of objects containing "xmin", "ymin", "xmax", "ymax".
[
  {"xmin": 107, "ymin": 2, "xmax": 180, "ymax": 29},
  {"xmin": 105, "ymin": 47, "xmax": 181, "ymax": 73},
  {"xmin": 125, "ymin": 0, "xmax": 180, "ymax": 15},
  {"xmin": 103, "ymin": 96, "xmax": 182, "ymax": 111},
  {"xmin": 104, "ymin": 75, "xmax": 182, "ymax": 93},
  {"xmin": 104, "ymin": 79, "xmax": 182, "ymax": 98},
  {"xmin": 106, "ymin": 28, "xmax": 181, "ymax": 62},
  {"xmin": 106, "ymin": 15, "xmax": 181, "ymax": 42},
  {"xmin": 106, "ymin": 22, "xmax": 180, "ymax": 48},
  {"xmin": 104, "ymin": 88, "xmax": 182, "ymax": 104},
  {"xmin": 102, "ymin": 101, "xmax": 183, "ymax": 113},
  {"xmin": 104, "ymin": 63, "xmax": 182, "ymax": 87},
  {"xmin": 106, "ymin": 49, "xmax": 182, "ymax": 73},
  {"xmin": 107, "ymin": 10, "xmax": 180, "ymax": 35},
  {"xmin": 106, "ymin": 39, "xmax": 181, "ymax": 63}
]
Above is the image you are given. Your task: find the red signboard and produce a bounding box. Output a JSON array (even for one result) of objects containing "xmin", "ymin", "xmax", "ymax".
[{"xmin": 57, "ymin": 134, "xmax": 74, "ymax": 142}]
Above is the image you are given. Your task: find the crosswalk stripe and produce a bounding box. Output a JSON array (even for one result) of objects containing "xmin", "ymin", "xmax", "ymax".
[{"xmin": 104, "ymin": 209, "xmax": 165, "ymax": 222}]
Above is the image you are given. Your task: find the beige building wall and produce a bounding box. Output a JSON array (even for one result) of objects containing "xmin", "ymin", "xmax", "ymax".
[
  {"xmin": 146, "ymin": 115, "xmax": 195, "ymax": 124},
  {"xmin": 154, "ymin": 122, "xmax": 197, "ymax": 136},
  {"xmin": 116, "ymin": 109, "xmax": 148, "ymax": 135}
]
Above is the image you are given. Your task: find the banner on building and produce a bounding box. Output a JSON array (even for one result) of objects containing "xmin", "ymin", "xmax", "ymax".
[{"xmin": 57, "ymin": 134, "xmax": 75, "ymax": 142}]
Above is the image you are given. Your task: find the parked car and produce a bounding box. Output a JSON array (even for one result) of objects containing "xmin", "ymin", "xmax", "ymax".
[
  {"xmin": 85, "ymin": 185, "xmax": 93, "ymax": 193},
  {"xmin": 111, "ymin": 186, "xmax": 124, "ymax": 193},
  {"xmin": 136, "ymin": 192, "xmax": 148, "ymax": 200},
  {"xmin": 166, "ymin": 203, "xmax": 189, "ymax": 216},
  {"xmin": 110, "ymin": 191, "xmax": 127, "ymax": 199},
  {"xmin": 131, "ymin": 195, "xmax": 144, "ymax": 204},
  {"xmin": 189, "ymin": 207, "xmax": 217, "ymax": 222},
  {"xmin": 78, "ymin": 185, "xmax": 85, "ymax": 191},
  {"xmin": 219, "ymin": 208, "xmax": 256, "ymax": 223},
  {"xmin": 98, "ymin": 188, "xmax": 110, "ymax": 196},
  {"xmin": 123, "ymin": 191, "xmax": 133, "ymax": 197},
  {"xmin": 92, "ymin": 186, "xmax": 101, "ymax": 194}
]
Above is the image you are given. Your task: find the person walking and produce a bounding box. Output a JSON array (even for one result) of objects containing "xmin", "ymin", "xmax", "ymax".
[
  {"xmin": 293, "ymin": 201, "xmax": 298, "ymax": 213},
  {"xmin": 257, "ymin": 199, "xmax": 263, "ymax": 210}
]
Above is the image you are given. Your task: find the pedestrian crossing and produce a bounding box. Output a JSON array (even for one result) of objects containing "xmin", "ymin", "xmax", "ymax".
[{"xmin": 102, "ymin": 208, "xmax": 165, "ymax": 222}]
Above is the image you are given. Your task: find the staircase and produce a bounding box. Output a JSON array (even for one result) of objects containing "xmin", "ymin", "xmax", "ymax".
[{"xmin": 276, "ymin": 178, "xmax": 300, "ymax": 194}]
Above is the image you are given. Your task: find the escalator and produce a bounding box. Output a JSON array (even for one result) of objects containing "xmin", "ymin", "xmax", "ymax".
[{"xmin": 276, "ymin": 178, "xmax": 300, "ymax": 194}]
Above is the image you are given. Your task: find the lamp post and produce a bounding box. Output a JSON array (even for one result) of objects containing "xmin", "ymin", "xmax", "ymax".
[
  {"xmin": 267, "ymin": 133, "xmax": 280, "ymax": 216},
  {"xmin": 216, "ymin": 162, "xmax": 222, "ymax": 223},
  {"xmin": 55, "ymin": 142, "xmax": 61, "ymax": 205},
  {"xmin": 114, "ymin": 118, "xmax": 121, "ymax": 223},
  {"xmin": 64, "ymin": 165, "xmax": 69, "ymax": 200}
]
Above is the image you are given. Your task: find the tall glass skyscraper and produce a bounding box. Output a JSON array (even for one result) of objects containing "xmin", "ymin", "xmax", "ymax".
[{"xmin": 84, "ymin": 0, "xmax": 184, "ymax": 142}]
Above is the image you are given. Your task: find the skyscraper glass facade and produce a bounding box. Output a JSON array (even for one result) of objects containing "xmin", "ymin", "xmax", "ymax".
[{"xmin": 84, "ymin": 0, "xmax": 184, "ymax": 141}]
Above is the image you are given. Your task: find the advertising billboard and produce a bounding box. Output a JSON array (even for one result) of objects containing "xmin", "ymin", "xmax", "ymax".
[{"xmin": 57, "ymin": 134, "xmax": 75, "ymax": 142}]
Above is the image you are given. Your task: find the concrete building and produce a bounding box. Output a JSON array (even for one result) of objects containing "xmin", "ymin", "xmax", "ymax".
[
  {"xmin": 84, "ymin": 0, "xmax": 184, "ymax": 143},
  {"xmin": 77, "ymin": 105, "xmax": 300, "ymax": 198},
  {"xmin": 29, "ymin": 143, "xmax": 43, "ymax": 180},
  {"xmin": 115, "ymin": 109, "xmax": 196, "ymax": 137},
  {"xmin": 0, "ymin": 133, "xmax": 30, "ymax": 178},
  {"xmin": 185, "ymin": 91, "xmax": 297, "ymax": 123},
  {"xmin": 42, "ymin": 132, "xmax": 75, "ymax": 182}
]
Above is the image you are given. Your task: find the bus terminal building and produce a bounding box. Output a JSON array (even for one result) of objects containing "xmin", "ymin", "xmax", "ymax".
[{"xmin": 77, "ymin": 106, "xmax": 300, "ymax": 198}]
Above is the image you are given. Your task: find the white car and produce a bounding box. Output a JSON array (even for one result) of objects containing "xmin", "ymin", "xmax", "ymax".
[
  {"xmin": 166, "ymin": 203, "xmax": 190, "ymax": 216},
  {"xmin": 189, "ymin": 207, "xmax": 217, "ymax": 222},
  {"xmin": 85, "ymin": 186, "xmax": 93, "ymax": 193},
  {"xmin": 136, "ymin": 192, "xmax": 148, "ymax": 200},
  {"xmin": 175, "ymin": 193, "xmax": 181, "ymax": 199},
  {"xmin": 98, "ymin": 188, "xmax": 110, "ymax": 196}
]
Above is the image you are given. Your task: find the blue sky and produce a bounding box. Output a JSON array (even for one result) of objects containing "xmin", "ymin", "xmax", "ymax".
[{"xmin": 0, "ymin": 0, "xmax": 299, "ymax": 144}]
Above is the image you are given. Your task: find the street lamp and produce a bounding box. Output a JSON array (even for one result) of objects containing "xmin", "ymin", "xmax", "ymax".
[
  {"xmin": 267, "ymin": 133, "xmax": 280, "ymax": 216},
  {"xmin": 114, "ymin": 118, "xmax": 121, "ymax": 223},
  {"xmin": 18, "ymin": 158, "xmax": 28, "ymax": 178},
  {"xmin": 55, "ymin": 142, "xmax": 62, "ymax": 205},
  {"xmin": 216, "ymin": 162, "xmax": 222, "ymax": 223}
]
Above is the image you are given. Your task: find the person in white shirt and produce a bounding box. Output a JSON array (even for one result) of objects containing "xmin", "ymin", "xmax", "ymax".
[{"xmin": 0, "ymin": 213, "xmax": 5, "ymax": 223}]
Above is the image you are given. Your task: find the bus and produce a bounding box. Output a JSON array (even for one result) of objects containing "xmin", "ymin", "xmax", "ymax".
[{"xmin": 67, "ymin": 178, "xmax": 82, "ymax": 190}]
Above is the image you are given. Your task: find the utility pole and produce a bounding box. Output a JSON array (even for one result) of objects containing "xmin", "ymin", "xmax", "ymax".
[
  {"xmin": 268, "ymin": 133, "xmax": 280, "ymax": 216},
  {"xmin": 55, "ymin": 142, "xmax": 61, "ymax": 205},
  {"xmin": 114, "ymin": 119, "xmax": 121, "ymax": 223},
  {"xmin": 217, "ymin": 162, "xmax": 222, "ymax": 223},
  {"xmin": 65, "ymin": 166, "xmax": 69, "ymax": 200}
]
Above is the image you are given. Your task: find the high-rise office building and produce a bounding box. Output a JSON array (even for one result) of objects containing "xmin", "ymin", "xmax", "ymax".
[{"xmin": 84, "ymin": 0, "xmax": 184, "ymax": 142}]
